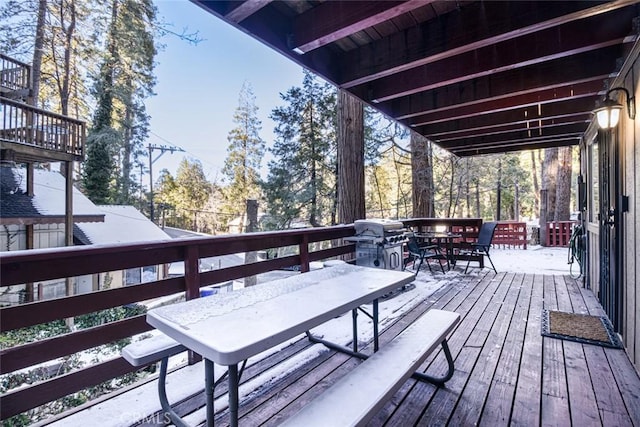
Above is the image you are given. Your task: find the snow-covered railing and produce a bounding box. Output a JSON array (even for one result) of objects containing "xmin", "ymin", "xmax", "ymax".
[
  {"xmin": 0, "ymin": 97, "xmax": 85, "ymax": 161},
  {"xmin": 0, "ymin": 225, "xmax": 355, "ymax": 422}
]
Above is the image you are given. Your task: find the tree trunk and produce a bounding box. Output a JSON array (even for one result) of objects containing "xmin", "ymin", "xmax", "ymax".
[
  {"xmin": 30, "ymin": 0, "xmax": 48, "ymax": 107},
  {"xmin": 554, "ymin": 146, "xmax": 572, "ymax": 221},
  {"xmin": 541, "ymin": 147, "xmax": 559, "ymax": 221},
  {"xmin": 475, "ymin": 180, "xmax": 481, "ymax": 218},
  {"xmin": 59, "ymin": 0, "xmax": 76, "ymax": 116},
  {"xmin": 540, "ymin": 147, "xmax": 559, "ymax": 246},
  {"xmin": 465, "ymin": 159, "xmax": 471, "ymax": 217},
  {"xmin": 410, "ymin": 132, "xmax": 434, "ymax": 218},
  {"xmin": 530, "ymin": 150, "xmax": 540, "ymax": 215},
  {"xmin": 540, "ymin": 189, "xmax": 548, "ymax": 246},
  {"xmin": 244, "ymin": 199, "xmax": 258, "ymax": 287},
  {"xmin": 337, "ymin": 90, "xmax": 365, "ymax": 223},
  {"xmin": 496, "ymin": 158, "xmax": 502, "ymax": 220},
  {"xmin": 121, "ymin": 88, "xmax": 134, "ymax": 202},
  {"xmin": 514, "ymin": 182, "xmax": 520, "ymax": 221}
]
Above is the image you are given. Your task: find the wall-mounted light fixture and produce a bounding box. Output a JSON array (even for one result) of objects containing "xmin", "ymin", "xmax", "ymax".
[{"xmin": 594, "ymin": 87, "xmax": 635, "ymax": 129}]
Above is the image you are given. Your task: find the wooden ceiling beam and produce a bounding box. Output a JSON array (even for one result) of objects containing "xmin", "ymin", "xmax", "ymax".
[
  {"xmin": 428, "ymin": 114, "xmax": 591, "ymax": 140},
  {"xmin": 335, "ymin": 0, "xmax": 637, "ymax": 88},
  {"xmin": 434, "ymin": 123, "xmax": 587, "ymax": 148},
  {"xmin": 445, "ymin": 134, "xmax": 582, "ymax": 150},
  {"xmin": 399, "ymin": 78, "xmax": 604, "ymax": 122},
  {"xmin": 225, "ymin": 0, "xmax": 273, "ymax": 23},
  {"xmin": 451, "ymin": 138, "xmax": 580, "ymax": 157},
  {"xmin": 291, "ymin": 0, "xmax": 432, "ymax": 53},
  {"xmin": 406, "ymin": 80, "xmax": 603, "ymax": 126},
  {"xmin": 385, "ymin": 48, "xmax": 619, "ymax": 120},
  {"xmin": 357, "ymin": 12, "xmax": 633, "ymax": 103},
  {"xmin": 415, "ymin": 98, "xmax": 595, "ymax": 135}
]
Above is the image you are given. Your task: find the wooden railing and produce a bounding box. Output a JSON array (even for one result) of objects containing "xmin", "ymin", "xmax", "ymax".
[
  {"xmin": 546, "ymin": 221, "xmax": 576, "ymax": 247},
  {"xmin": 0, "ymin": 97, "xmax": 85, "ymax": 160},
  {"xmin": 0, "ymin": 226, "xmax": 356, "ymax": 421},
  {"xmin": 0, "ymin": 54, "xmax": 30, "ymax": 96},
  {"xmin": 494, "ymin": 221, "xmax": 527, "ymax": 249}
]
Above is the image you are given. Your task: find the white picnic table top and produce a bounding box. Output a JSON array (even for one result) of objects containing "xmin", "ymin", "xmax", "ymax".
[{"xmin": 147, "ymin": 263, "xmax": 415, "ymax": 366}]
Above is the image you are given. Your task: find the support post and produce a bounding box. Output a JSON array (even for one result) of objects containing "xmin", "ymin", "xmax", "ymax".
[
  {"xmin": 244, "ymin": 199, "xmax": 258, "ymax": 287},
  {"xmin": 337, "ymin": 90, "xmax": 365, "ymax": 224}
]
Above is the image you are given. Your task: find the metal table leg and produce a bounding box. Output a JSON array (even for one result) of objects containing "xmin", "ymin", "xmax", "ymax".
[
  {"xmin": 373, "ymin": 299, "xmax": 379, "ymax": 352},
  {"xmin": 205, "ymin": 359, "xmax": 215, "ymax": 427},
  {"xmin": 228, "ymin": 364, "xmax": 239, "ymax": 427}
]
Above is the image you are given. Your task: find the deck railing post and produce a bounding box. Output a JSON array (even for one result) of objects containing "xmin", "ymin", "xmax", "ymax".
[
  {"xmin": 184, "ymin": 244, "xmax": 201, "ymax": 364},
  {"xmin": 300, "ymin": 234, "xmax": 310, "ymax": 273}
]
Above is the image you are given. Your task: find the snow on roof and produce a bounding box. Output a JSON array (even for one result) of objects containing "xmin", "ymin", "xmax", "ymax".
[
  {"xmin": 76, "ymin": 205, "xmax": 170, "ymax": 245},
  {"xmin": 13, "ymin": 167, "xmax": 103, "ymax": 217}
]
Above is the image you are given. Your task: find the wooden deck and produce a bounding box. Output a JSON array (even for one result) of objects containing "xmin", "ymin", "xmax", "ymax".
[{"xmin": 50, "ymin": 271, "xmax": 640, "ymax": 426}]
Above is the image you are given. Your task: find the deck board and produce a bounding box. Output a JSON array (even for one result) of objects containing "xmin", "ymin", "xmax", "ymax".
[
  {"xmin": 510, "ymin": 273, "xmax": 544, "ymax": 426},
  {"xmin": 55, "ymin": 272, "xmax": 640, "ymax": 427},
  {"xmin": 215, "ymin": 272, "xmax": 640, "ymax": 426}
]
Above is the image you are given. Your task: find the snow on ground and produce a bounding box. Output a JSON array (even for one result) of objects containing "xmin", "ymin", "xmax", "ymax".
[
  {"xmin": 489, "ymin": 245, "xmax": 577, "ymax": 275},
  {"xmin": 51, "ymin": 246, "xmax": 578, "ymax": 426}
]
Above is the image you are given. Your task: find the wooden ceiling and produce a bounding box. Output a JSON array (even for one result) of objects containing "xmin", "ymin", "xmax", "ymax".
[{"xmin": 192, "ymin": 0, "xmax": 640, "ymax": 157}]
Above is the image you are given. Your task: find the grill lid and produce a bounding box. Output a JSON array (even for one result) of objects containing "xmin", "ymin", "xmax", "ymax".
[{"xmin": 354, "ymin": 219, "xmax": 404, "ymax": 236}]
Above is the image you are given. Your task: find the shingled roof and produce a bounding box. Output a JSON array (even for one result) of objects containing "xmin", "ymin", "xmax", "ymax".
[{"xmin": 0, "ymin": 166, "xmax": 104, "ymax": 225}]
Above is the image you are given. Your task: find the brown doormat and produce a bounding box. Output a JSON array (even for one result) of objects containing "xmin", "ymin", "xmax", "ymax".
[{"xmin": 541, "ymin": 309, "xmax": 623, "ymax": 349}]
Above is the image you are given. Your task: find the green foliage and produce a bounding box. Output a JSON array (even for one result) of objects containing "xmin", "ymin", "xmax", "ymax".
[
  {"xmin": 0, "ymin": 304, "xmax": 148, "ymax": 424},
  {"xmin": 263, "ymin": 71, "xmax": 337, "ymax": 228},
  {"xmin": 222, "ymin": 81, "xmax": 265, "ymax": 218},
  {"xmin": 0, "ymin": 320, "xmax": 68, "ymax": 350},
  {"xmin": 82, "ymin": 127, "xmax": 118, "ymax": 204},
  {"xmin": 155, "ymin": 159, "xmax": 212, "ymax": 228},
  {"xmin": 75, "ymin": 304, "xmax": 147, "ymax": 328},
  {"xmin": 89, "ymin": 0, "xmax": 159, "ymax": 205}
]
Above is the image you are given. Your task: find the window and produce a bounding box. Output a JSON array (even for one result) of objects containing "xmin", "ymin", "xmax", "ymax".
[
  {"xmin": 589, "ymin": 141, "xmax": 599, "ymax": 223},
  {"xmin": 125, "ymin": 265, "xmax": 157, "ymax": 286}
]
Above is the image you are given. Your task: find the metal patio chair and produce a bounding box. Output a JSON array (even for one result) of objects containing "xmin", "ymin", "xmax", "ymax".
[
  {"xmin": 406, "ymin": 236, "xmax": 445, "ymax": 273},
  {"xmin": 461, "ymin": 221, "xmax": 498, "ymax": 274}
]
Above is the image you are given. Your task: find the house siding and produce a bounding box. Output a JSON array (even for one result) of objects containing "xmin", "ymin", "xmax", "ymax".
[
  {"xmin": 583, "ymin": 44, "xmax": 640, "ymax": 369},
  {"xmin": 0, "ymin": 223, "xmax": 65, "ymax": 251}
]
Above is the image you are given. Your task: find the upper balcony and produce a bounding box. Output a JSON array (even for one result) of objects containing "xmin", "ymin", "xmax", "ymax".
[
  {"xmin": 0, "ymin": 54, "xmax": 85, "ymax": 163},
  {"xmin": 0, "ymin": 54, "xmax": 30, "ymax": 101}
]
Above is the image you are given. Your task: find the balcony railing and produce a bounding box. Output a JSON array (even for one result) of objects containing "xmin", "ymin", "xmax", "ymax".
[
  {"xmin": 546, "ymin": 220, "xmax": 576, "ymax": 247},
  {"xmin": 0, "ymin": 54, "xmax": 30, "ymax": 98},
  {"xmin": 494, "ymin": 221, "xmax": 527, "ymax": 249},
  {"xmin": 0, "ymin": 218, "xmax": 492, "ymax": 422},
  {"xmin": 0, "ymin": 97, "xmax": 85, "ymax": 160},
  {"xmin": 0, "ymin": 226, "xmax": 356, "ymax": 421}
]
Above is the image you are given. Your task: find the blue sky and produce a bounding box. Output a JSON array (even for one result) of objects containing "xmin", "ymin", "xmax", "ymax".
[{"xmin": 146, "ymin": 1, "xmax": 305, "ymax": 184}]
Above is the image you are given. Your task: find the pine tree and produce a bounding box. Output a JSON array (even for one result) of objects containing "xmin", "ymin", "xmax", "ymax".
[
  {"xmin": 82, "ymin": 128, "xmax": 117, "ymax": 204},
  {"xmin": 90, "ymin": 0, "xmax": 157, "ymax": 205},
  {"xmin": 222, "ymin": 81, "xmax": 265, "ymax": 222},
  {"xmin": 263, "ymin": 71, "xmax": 336, "ymax": 228}
]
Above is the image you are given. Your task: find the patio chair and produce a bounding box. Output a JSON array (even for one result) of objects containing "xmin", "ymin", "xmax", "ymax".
[
  {"xmin": 461, "ymin": 221, "xmax": 498, "ymax": 274},
  {"xmin": 406, "ymin": 236, "xmax": 445, "ymax": 273}
]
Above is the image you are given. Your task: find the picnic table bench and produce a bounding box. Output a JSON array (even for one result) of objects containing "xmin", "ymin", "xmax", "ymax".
[{"xmin": 280, "ymin": 309, "xmax": 460, "ymax": 426}]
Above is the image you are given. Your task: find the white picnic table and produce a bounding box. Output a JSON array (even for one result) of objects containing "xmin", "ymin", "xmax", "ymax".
[{"xmin": 147, "ymin": 263, "xmax": 415, "ymax": 426}]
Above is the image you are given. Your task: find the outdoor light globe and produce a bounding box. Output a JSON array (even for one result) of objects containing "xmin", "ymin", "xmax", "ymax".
[{"xmin": 596, "ymin": 105, "xmax": 621, "ymax": 129}]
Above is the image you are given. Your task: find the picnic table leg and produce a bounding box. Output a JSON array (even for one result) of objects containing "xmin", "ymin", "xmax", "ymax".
[
  {"xmin": 411, "ymin": 340, "xmax": 455, "ymax": 386},
  {"xmin": 205, "ymin": 359, "xmax": 215, "ymax": 427},
  {"xmin": 157, "ymin": 357, "xmax": 189, "ymax": 427},
  {"xmin": 373, "ymin": 299, "xmax": 379, "ymax": 352},
  {"xmin": 229, "ymin": 364, "xmax": 239, "ymax": 427},
  {"xmin": 352, "ymin": 308, "xmax": 358, "ymax": 353}
]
